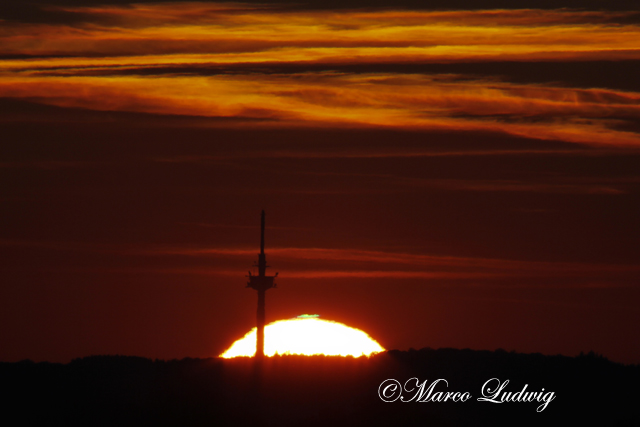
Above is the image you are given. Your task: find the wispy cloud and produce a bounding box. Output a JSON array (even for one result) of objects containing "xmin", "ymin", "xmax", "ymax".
[
  {"xmin": 1, "ymin": 73, "xmax": 640, "ymax": 147},
  {"xmin": 141, "ymin": 245, "xmax": 640, "ymax": 279},
  {"xmin": 152, "ymin": 148, "xmax": 599, "ymax": 161},
  {"xmin": 1, "ymin": 4, "xmax": 640, "ymax": 147},
  {"xmin": 152, "ymin": 157, "xmax": 631, "ymax": 195},
  {"xmin": 2, "ymin": 6, "xmax": 639, "ymax": 58},
  {"xmin": 2, "ymin": 239, "xmax": 638, "ymax": 283}
]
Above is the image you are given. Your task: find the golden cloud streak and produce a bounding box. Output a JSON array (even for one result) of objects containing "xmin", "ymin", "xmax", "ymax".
[
  {"xmin": 1, "ymin": 5, "xmax": 639, "ymax": 59},
  {"xmin": 1, "ymin": 72, "xmax": 639, "ymax": 147},
  {"xmin": 1, "ymin": 4, "xmax": 640, "ymax": 147}
]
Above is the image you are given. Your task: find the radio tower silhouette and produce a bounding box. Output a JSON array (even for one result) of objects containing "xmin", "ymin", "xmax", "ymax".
[{"xmin": 247, "ymin": 210, "xmax": 277, "ymax": 359}]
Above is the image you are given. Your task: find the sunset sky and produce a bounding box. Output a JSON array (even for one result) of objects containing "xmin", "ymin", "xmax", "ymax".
[{"xmin": 1, "ymin": 0, "xmax": 639, "ymax": 364}]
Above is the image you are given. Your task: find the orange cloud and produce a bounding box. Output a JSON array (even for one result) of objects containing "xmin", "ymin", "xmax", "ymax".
[
  {"xmin": 1, "ymin": 72, "xmax": 640, "ymax": 147},
  {"xmin": 117, "ymin": 247, "xmax": 638, "ymax": 280},
  {"xmin": 1, "ymin": 5, "xmax": 640, "ymax": 58},
  {"xmin": 1, "ymin": 4, "xmax": 640, "ymax": 147}
]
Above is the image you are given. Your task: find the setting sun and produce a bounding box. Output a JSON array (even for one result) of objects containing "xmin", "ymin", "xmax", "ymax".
[{"xmin": 220, "ymin": 315, "xmax": 385, "ymax": 358}]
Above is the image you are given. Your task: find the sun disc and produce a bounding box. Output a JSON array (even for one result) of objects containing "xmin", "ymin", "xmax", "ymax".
[{"xmin": 221, "ymin": 316, "xmax": 384, "ymax": 358}]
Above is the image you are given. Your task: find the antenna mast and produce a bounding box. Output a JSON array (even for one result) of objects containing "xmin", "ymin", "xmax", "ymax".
[{"xmin": 247, "ymin": 210, "xmax": 277, "ymax": 359}]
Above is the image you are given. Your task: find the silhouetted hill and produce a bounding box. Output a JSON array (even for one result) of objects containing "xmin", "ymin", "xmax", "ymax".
[{"xmin": 1, "ymin": 349, "xmax": 638, "ymax": 427}]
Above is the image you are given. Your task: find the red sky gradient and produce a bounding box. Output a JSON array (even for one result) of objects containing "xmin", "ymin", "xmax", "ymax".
[{"xmin": 1, "ymin": 0, "xmax": 639, "ymax": 364}]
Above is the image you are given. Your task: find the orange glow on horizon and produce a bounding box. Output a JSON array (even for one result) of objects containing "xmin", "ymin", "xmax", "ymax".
[{"xmin": 220, "ymin": 316, "xmax": 385, "ymax": 358}]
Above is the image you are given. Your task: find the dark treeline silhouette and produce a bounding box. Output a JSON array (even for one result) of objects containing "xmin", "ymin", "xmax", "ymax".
[{"xmin": 1, "ymin": 348, "xmax": 637, "ymax": 427}]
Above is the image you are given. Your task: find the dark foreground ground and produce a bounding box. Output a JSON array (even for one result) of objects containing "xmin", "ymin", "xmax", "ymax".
[{"xmin": 1, "ymin": 348, "xmax": 638, "ymax": 427}]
